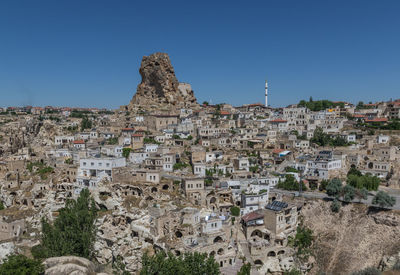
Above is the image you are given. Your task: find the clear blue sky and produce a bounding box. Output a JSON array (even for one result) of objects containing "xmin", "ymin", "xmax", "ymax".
[{"xmin": 1, "ymin": 0, "xmax": 400, "ymax": 108}]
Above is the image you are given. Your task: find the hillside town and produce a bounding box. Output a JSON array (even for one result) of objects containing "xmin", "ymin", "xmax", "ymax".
[{"xmin": 1, "ymin": 53, "xmax": 400, "ymax": 275}]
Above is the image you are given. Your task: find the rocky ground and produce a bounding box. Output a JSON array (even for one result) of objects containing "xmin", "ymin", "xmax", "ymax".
[{"xmin": 301, "ymin": 199, "xmax": 400, "ymax": 274}]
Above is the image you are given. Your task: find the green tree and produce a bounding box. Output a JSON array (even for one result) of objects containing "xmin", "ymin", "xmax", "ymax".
[
  {"xmin": 32, "ymin": 189, "xmax": 98, "ymax": 259},
  {"xmin": 355, "ymin": 188, "xmax": 368, "ymax": 202},
  {"xmin": 284, "ymin": 269, "xmax": 302, "ymax": 275},
  {"xmin": 326, "ymin": 178, "xmax": 342, "ymax": 197},
  {"xmin": 276, "ymin": 174, "xmax": 307, "ymax": 191},
  {"xmin": 330, "ymin": 199, "xmax": 341, "ymax": 213},
  {"xmin": 288, "ymin": 226, "xmax": 313, "ymax": 258},
  {"xmin": 341, "ymin": 185, "xmax": 355, "ymax": 202},
  {"xmin": 122, "ymin": 148, "xmax": 132, "ymax": 158},
  {"xmin": 237, "ymin": 262, "xmax": 251, "ymax": 275},
  {"xmin": 319, "ymin": 180, "xmax": 328, "ymax": 191},
  {"xmin": 372, "ymin": 191, "xmax": 396, "ymax": 209},
  {"xmin": 230, "ymin": 206, "xmax": 240, "ymax": 217},
  {"xmin": 0, "ymin": 200, "xmax": 4, "ymax": 210},
  {"xmin": 0, "ymin": 254, "xmax": 44, "ymax": 275},
  {"xmin": 80, "ymin": 117, "xmax": 92, "ymax": 131},
  {"xmin": 347, "ymin": 166, "xmax": 362, "ymax": 177},
  {"xmin": 140, "ymin": 251, "xmax": 220, "ymax": 275}
]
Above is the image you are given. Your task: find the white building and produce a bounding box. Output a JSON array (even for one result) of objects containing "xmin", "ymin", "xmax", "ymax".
[{"xmin": 77, "ymin": 157, "xmax": 126, "ymax": 188}]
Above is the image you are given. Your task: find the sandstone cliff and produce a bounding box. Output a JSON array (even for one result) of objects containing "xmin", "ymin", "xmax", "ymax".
[
  {"xmin": 301, "ymin": 200, "xmax": 400, "ymax": 274},
  {"xmin": 129, "ymin": 53, "xmax": 198, "ymax": 110}
]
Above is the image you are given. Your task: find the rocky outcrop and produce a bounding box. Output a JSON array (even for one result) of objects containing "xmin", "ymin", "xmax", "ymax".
[
  {"xmin": 129, "ymin": 53, "xmax": 197, "ymax": 109},
  {"xmin": 301, "ymin": 200, "xmax": 400, "ymax": 274},
  {"xmin": 44, "ymin": 256, "xmax": 109, "ymax": 275}
]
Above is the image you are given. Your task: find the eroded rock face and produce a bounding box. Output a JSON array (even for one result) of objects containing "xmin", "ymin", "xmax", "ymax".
[
  {"xmin": 44, "ymin": 256, "xmax": 109, "ymax": 275},
  {"xmin": 130, "ymin": 53, "xmax": 197, "ymax": 109},
  {"xmin": 301, "ymin": 201, "xmax": 400, "ymax": 274}
]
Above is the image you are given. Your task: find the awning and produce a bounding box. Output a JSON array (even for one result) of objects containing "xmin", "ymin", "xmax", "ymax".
[{"xmin": 279, "ymin": 151, "xmax": 291, "ymax": 157}]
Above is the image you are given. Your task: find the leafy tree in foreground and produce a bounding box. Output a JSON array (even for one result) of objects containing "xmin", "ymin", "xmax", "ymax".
[
  {"xmin": 32, "ymin": 188, "xmax": 98, "ymax": 259},
  {"xmin": 330, "ymin": 199, "xmax": 341, "ymax": 213},
  {"xmin": 276, "ymin": 174, "xmax": 307, "ymax": 191},
  {"xmin": 355, "ymin": 188, "xmax": 369, "ymax": 202},
  {"xmin": 284, "ymin": 268, "xmax": 302, "ymax": 275},
  {"xmin": 288, "ymin": 226, "xmax": 313, "ymax": 257},
  {"xmin": 122, "ymin": 147, "xmax": 132, "ymax": 158},
  {"xmin": 237, "ymin": 262, "xmax": 251, "ymax": 275},
  {"xmin": 140, "ymin": 251, "xmax": 220, "ymax": 275},
  {"xmin": 230, "ymin": 206, "xmax": 240, "ymax": 217},
  {"xmin": 326, "ymin": 178, "xmax": 342, "ymax": 197},
  {"xmin": 341, "ymin": 185, "xmax": 355, "ymax": 202},
  {"xmin": 0, "ymin": 254, "xmax": 44, "ymax": 275},
  {"xmin": 372, "ymin": 191, "xmax": 396, "ymax": 209}
]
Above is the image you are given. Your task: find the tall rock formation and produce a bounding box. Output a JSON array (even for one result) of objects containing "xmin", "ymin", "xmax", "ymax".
[{"xmin": 129, "ymin": 53, "xmax": 198, "ymax": 110}]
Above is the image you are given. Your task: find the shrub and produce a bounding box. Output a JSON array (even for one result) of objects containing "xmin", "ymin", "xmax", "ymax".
[
  {"xmin": 341, "ymin": 185, "xmax": 355, "ymax": 202},
  {"xmin": 0, "ymin": 254, "xmax": 44, "ymax": 275},
  {"xmin": 372, "ymin": 191, "xmax": 396, "ymax": 208},
  {"xmin": 326, "ymin": 178, "xmax": 342, "ymax": 197},
  {"xmin": 330, "ymin": 199, "xmax": 341, "ymax": 213},
  {"xmin": 288, "ymin": 225, "xmax": 313, "ymax": 257},
  {"xmin": 230, "ymin": 206, "xmax": 240, "ymax": 217},
  {"xmin": 32, "ymin": 189, "xmax": 97, "ymax": 259},
  {"xmin": 140, "ymin": 251, "xmax": 220, "ymax": 275},
  {"xmin": 276, "ymin": 175, "xmax": 307, "ymax": 191},
  {"xmin": 237, "ymin": 262, "xmax": 251, "ymax": 275}
]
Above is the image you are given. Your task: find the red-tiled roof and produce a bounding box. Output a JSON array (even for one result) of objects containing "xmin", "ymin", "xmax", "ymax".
[
  {"xmin": 353, "ymin": 114, "xmax": 366, "ymax": 118},
  {"xmin": 220, "ymin": 111, "xmax": 231, "ymax": 115},
  {"xmin": 270, "ymin": 119, "xmax": 287, "ymax": 123},
  {"xmin": 132, "ymin": 133, "xmax": 143, "ymax": 137},
  {"xmin": 272, "ymin": 148, "xmax": 285, "ymax": 154},
  {"xmin": 122, "ymin": 128, "xmax": 134, "ymax": 131},
  {"xmin": 73, "ymin": 140, "xmax": 85, "ymax": 144},
  {"xmin": 242, "ymin": 210, "xmax": 264, "ymax": 223},
  {"xmin": 365, "ymin": 118, "xmax": 388, "ymax": 123}
]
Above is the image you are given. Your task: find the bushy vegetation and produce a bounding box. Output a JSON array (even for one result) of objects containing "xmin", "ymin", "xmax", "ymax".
[
  {"xmin": 310, "ymin": 127, "xmax": 350, "ymax": 147},
  {"xmin": 283, "ymin": 269, "xmax": 302, "ymax": 275},
  {"xmin": 32, "ymin": 189, "xmax": 98, "ymax": 259},
  {"xmin": 27, "ymin": 161, "xmax": 54, "ymax": 180},
  {"xmin": 122, "ymin": 147, "xmax": 132, "ymax": 158},
  {"xmin": 140, "ymin": 251, "xmax": 220, "ymax": 275},
  {"xmin": 276, "ymin": 174, "xmax": 307, "ymax": 191},
  {"xmin": 347, "ymin": 167, "xmax": 380, "ymax": 191},
  {"xmin": 143, "ymin": 137, "xmax": 160, "ymax": 144},
  {"xmin": 237, "ymin": 262, "xmax": 251, "ymax": 275},
  {"xmin": 285, "ymin": 167, "xmax": 299, "ymax": 173},
  {"xmin": 288, "ymin": 225, "xmax": 313, "ymax": 258},
  {"xmin": 298, "ymin": 98, "xmax": 344, "ymax": 111},
  {"xmin": 326, "ymin": 177, "xmax": 368, "ymax": 202},
  {"xmin": 372, "ymin": 191, "xmax": 396, "ymax": 209},
  {"xmin": 107, "ymin": 137, "xmax": 119, "ymax": 145},
  {"xmin": 80, "ymin": 117, "xmax": 92, "ymax": 131},
  {"xmin": 326, "ymin": 178, "xmax": 342, "ymax": 197},
  {"xmin": 173, "ymin": 162, "xmax": 189, "ymax": 171},
  {"xmin": 230, "ymin": 206, "xmax": 240, "ymax": 217},
  {"xmin": 330, "ymin": 199, "xmax": 341, "ymax": 212},
  {"xmin": 0, "ymin": 254, "xmax": 44, "ymax": 275},
  {"xmin": 357, "ymin": 119, "xmax": 400, "ymax": 130}
]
